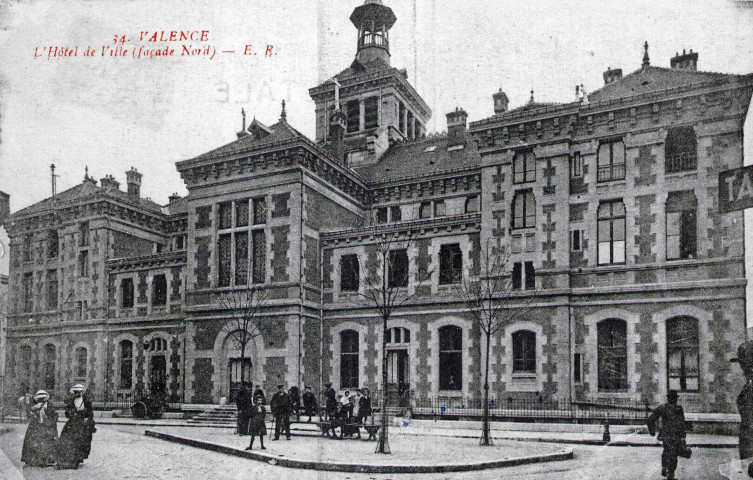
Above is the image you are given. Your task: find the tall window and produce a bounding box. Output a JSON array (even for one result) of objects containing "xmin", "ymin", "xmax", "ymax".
[
  {"xmin": 439, "ymin": 244, "xmax": 463, "ymax": 285},
  {"xmin": 340, "ymin": 254, "xmax": 360, "ymax": 292},
  {"xmin": 513, "ymin": 150, "xmax": 536, "ymax": 183},
  {"xmin": 666, "ymin": 191, "xmax": 697, "ymax": 260},
  {"xmin": 46, "ymin": 270, "xmax": 58, "ymax": 310},
  {"xmin": 570, "ymin": 152, "xmax": 583, "ymax": 178},
  {"xmin": 218, "ymin": 202, "xmax": 233, "ymax": 229},
  {"xmin": 512, "ymin": 190, "xmax": 536, "ymax": 229},
  {"xmin": 47, "ymin": 230, "xmax": 58, "ymax": 258},
  {"xmin": 597, "ymin": 139, "xmax": 625, "ymax": 182},
  {"xmin": 218, "ymin": 200, "xmax": 266, "ymax": 287},
  {"xmin": 22, "ymin": 273, "xmax": 33, "ymax": 312},
  {"xmin": 665, "ymin": 126, "xmax": 697, "ymax": 173},
  {"xmin": 121, "ymin": 278, "xmax": 134, "ymax": 308},
  {"xmin": 120, "ymin": 340, "xmax": 133, "ymax": 389},
  {"xmin": 512, "ymin": 262, "xmax": 535, "ymax": 290},
  {"xmin": 364, "ymin": 96, "xmax": 378, "ymax": 129},
  {"xmin": 667, "ymin": 317, "xmax": 699, "ymax": 392},
  {"xmin": 252, "ymin": 197, "xmax": 267, "ymax": 225},
  {"xmin": 252, "ymin": 230, "xmax": 266, "ymax": 284},
  {"xmin": 79, "ymin": 250, "xmax": 89, "ymax": 277},
  {"xmin": 152, "ymin": 274, "xmax": 167, "ymax": 306},
  {"xmin": 388, "ymin": 249, "xmax": 409, "ymax": 288},
  {"xmin": 75, "ymin": 347, "xmax": 87, "ymax": 378},
  {"xmin": 597, "ymin": 201, "xmax": 626, "ymax": 265},
  {"xmin": 23, "ymin": 234, "xmax": 33, "ymax": 261},
  {"xmin": 390, "ymin": 205, "xmax": 401, "ymax": 222},
  {"xmin": 346, "ymin": 99, "xmax": 360, "ymax": 133},
  {"xmin": 43, "ymin": 344, "xmax": 56, "ymax": 391},
  {"xmin": 439, "ymin": 326, "xmax": 463, "ymax": 390},
  {"xmin": 79, "ymin": 222, "xmax": 90, "ymax": 247},
  {"xmin": 399, "ymin": 102, "xmax": 406, "ymax": 134},
  {"xmin": 597, "ymin": 319, "xmax": 628, "ymax": 391},
  {"xmin": 235, "ymin": 232, "xmax": 249, "ymax": 285},
  {"xmin": 512, "ymin": 330, "xmax": 536, "ymax": 373},
  {"xmin": 19, "ymin": 345, "xmax": 32, "ymax": 388},
  {"xmin": 375, "ymin": 207, "xmax": 388, "ymax": 224},
  {"xmin": 340, "ymin": 330, "xmax": 359, "ymax": 389}
]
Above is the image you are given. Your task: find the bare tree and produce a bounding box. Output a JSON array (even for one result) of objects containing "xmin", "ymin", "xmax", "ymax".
[
  {"xmin": 218, "ymin": 285, "xmax": 269, "ymax": 389},
  {"xmin": 457, "ymin": 240, "xmax": 532, "ymax": 446},
  {"xmin": 337, "ymin": 228, "xmax": 431, "ymax": 454}
]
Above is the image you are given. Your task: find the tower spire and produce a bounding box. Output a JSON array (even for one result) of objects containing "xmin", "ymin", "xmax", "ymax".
[
  {"xmin": 280, "ymin": 100, "xmax": 287, "ymax": 121},
  {"xmin": 642, "ymin": 41, "xmax": 650, "ymax": 68}
]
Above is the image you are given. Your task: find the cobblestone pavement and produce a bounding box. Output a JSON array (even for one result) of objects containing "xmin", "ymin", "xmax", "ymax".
[{"xmin": 0, "ymin": 423, "xmax": 742, "ymax": 479}]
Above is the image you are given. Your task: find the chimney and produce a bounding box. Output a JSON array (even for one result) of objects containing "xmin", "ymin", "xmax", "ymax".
[
  {"xmin": 168, "ymin": 192, "xmax": 182, "ymax": 203},
  {"xmin": 0, "ymin": 191, "xmax": 9, "ymax": 226},
  {"xmin": 671, "ymin": 49, "xmax": 698, "ymax": 71},
  {"xmin": 100, "ymin": 175, "xmax": 121, "ymax": 190},
  {"xmin": 237, "ymin": 108, "xmax": 249, "ymax": 139},
  {"xmin": 603, "ymin": 67, "xmax": 623, "ymax": 85},
  {"xmin": 126, "ymin": 167, "xmax": 142, "ymax": 197},
  {"xmin": 493, "ymin": 88, "xmax": 509, "ymax": 115},
  {"xmin": 446, "ymin": 107, "xmax": 468, "ymax": 147},
  {"xmin": 326, "ymin": 109, "xmax": 347, "ymax": 163}
]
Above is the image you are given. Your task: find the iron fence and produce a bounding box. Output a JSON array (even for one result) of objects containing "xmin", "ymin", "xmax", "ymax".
[{"xmin": 665, "ymin": 151, "xmax": 697, "ymax": 173}]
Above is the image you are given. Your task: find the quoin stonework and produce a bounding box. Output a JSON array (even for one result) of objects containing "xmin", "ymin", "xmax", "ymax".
[{"xmin": 4, "ymin": 1, "xmax": 753, "ymax": 413}]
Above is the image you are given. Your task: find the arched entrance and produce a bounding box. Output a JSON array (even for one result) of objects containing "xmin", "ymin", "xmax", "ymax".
[{"xmin": 219, "ymin": 330, "xmax": 260, "ymax": 403}]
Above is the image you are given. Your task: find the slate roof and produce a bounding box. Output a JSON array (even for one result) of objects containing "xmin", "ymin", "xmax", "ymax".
[
  {"xmin": 164, "ymin": 196, "xmax": 189, "ymax": 216},
  {"xmin": 333, "ymin": 57, "xmax": 393, "ymax": 83},
  {"xmin": 587, "ymin": 66, "xmax": 737, "ymax": 103},
  {"xmin": 354, "ymin": 133, "xmax": 480, "ymax": 184},
  {"xmin": 12, "ymin": 179, "xmax": 164, "ymax": 218}
]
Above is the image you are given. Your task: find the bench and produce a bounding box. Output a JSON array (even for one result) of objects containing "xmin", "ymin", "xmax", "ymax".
[{"xmin": 314, "ymin": 421, "xmax": 379, "ymax": 440}]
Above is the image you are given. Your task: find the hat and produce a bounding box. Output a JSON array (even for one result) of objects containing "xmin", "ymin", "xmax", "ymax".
[
  {"xmin": 325, "ymin": 382, "xmax": 332, "ymax": 387},
  {"xmin": 70, "ymin": 384, "xmax": 86, "ymax": 394},
  {"xmin": 731, "ymin": 340, "xmax": 753, "ymax": 364},
  {"xmin": 33, "ymin": 390, "xmax": 49, "ymax": 402},
  {"xmin": 304, "ymin": 386, "xmax": 311, "ymax": 389},
  {"xmin": 277, "ymin": 384, "xmax": 284, "ymax": 389},
  {"xmin": 667, "ymin": 390, "xmax": 679, "ymax": 400}
]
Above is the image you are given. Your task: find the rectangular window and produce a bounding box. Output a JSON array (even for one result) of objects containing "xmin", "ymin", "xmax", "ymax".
[
  {"xmin": 407, "ymin": 111, "xmax": 415, "ymax": 140},
  {"xmin": 23, "ymin": 234, "xmax": 33, "ymax": 262},
  {"xmin": 79, "ymin": 222, "xmax": 89, "ymax": 247},
  {"xmin": 512, "ymin": 330, "xmax": 536, "ymax": 373},
  {"xmin": 597, "ymin": 140, "xmax": 626, "ymax": 182},
  {"xmin": 666, "ymin": 191, "xmax": 697, "ymax": 260},
  {"xmin": 439, "ymin": 244, "xmax": 463, "ymax": 285},
  {"xmin": 23, "ymin": 273, "xmax": 33, "ymax": 312},
  {"xmin": 388, "ymin": 249, "xmax": 409, "ymax": 288},
  {"xmin": 512, "ymin": 262, "xmax": 534, "ymax": 290},
  {"xmin": 665, "ymin": 126, "xmax": 697, "ymax": 173},
  {"xmin": 340, "ymin": 254, "xmax": 360, "ymax": 292},
  {"xmin": 375, "ymin": 207, "xmax": 388, "ymax": 224},
  {"xmin": 511, "ymin": 235, "xmax": 522, "ymax": 254},
  {"xmin": 79, "ymin": 250, "xmax": 89, "ymax": 277},
  {"xmin": 399, "ymin": 102, "xmax": 406, "ymax": 134},
  {"xmin": 512, "ymin": 262, "xmax": 522, "ymax": 290},
  {"xmin": 597, "ymin": 201, "xmax": 626, "ymax": 265},
  {"xmin": 364, "ymin": 96, "xmax": 378, "ymax": 129},
  {"xmin": 571, "ymin": 230, "xmax": 583, "ymax": 252},
  {"xmin": 667, "ymin": 317, "xmax": 699, "ymax": 392},
  {"xmin": 465, "ymin": 195, "xmax": 480, "ymax": 214},
  {"xmin": 570, "ymin": 152, "xmax": 583, "ymax": 178},
  {"xmin": 439, "ymin": 326, "xmax": 463, "ymax": 390},
  {"xmin": 574, "ymin": 353, "xmax": 582, "ymax": 384},
  {"xmin": 512, "ymin": 190, "xmax": 536, "ymax": 229},
  {"xmin": 524, "ymin": 261, "xmax": 535, "ymax": 290},
  {"xmin": 218, "ymin": 234, "xmax": 232, "ymax": 287},
  {"xmin": 46, "ymin": 270, "xmax": 58, "ymax": 310},
  {"xmin": 346, "ymin": 99, "xmax": 360, "ymax": 133},
  {"xmin": 235, "ymin": 232, "xmax": 249, "ymax": 285},
  {"xmin": 152, "ymin": 274, "xmax": 167, "ymax": 306},
  {"xmin": 121, "ymin": 278, "xmax": 134, "ymax": 308},
  {"xmin": 513, "ymin": 150, "xmax": 536, "ymax": 184},
  {"xmin": 120, "ymin": 341, "xmax": 133, "ymax": 389},
  {"xmin": 434, "ymin": 200, "xmax": 447, "ymax": 217},
  {"xmin": 390, "ymin": 205, "xmax": 401, "ymax": 222},
  {"xmin": 47, "ymin": 230, "xmax": 58, "ymax": 258},
  {"xmin": 252, "ymin": 230, "xmax": 266, "ymax": 284},
  {"xmin": 218, "ymin": 202, "xmax": 233, "ymax": 229},
  {"xmin": 175, "ymin": 235, "xmax": 185, "ymax": 250},
  {"xmin": 235, "ymin": 200, "xmax": 249, "ymax": 228},
  {"xmin": 196, "ymin": 206, "xmax": 212, "ymax": 229},
  {"xmin": 253, "ymin": 197, "xmax": 267, "ymax": 225},
  {"xmin": 419, "ymin": 201, "xmax": 432, "ymax": 219}
]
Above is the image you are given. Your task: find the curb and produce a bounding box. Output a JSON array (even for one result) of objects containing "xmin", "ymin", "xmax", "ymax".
[{"xmin": 144, "ymin": 430, "xmax": 574, "ymax": 474}]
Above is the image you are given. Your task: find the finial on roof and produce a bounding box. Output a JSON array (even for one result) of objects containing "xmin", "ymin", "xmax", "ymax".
[
  {"xmin": 642, "ymin": 41, "xmax": 650, "ymax": 68},
  {"xmin": 241, "ymin": 108, "xmax": 246, "ymax": 132},
  {"xmin": 84, "ymin": 166, "xmax": 89, "ymax": 180},
  {"xmin": 280, "ymin": 99, "xmax": 287, "ymax": 120},
  {"xmin": 529, "ymin": 88, "xmax": 535, "ymax": 104}
]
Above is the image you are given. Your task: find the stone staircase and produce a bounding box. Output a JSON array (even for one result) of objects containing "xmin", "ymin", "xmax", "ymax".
[{"xmin": 187, "ymin": 405, "xmax": 239, "ymax": 425}]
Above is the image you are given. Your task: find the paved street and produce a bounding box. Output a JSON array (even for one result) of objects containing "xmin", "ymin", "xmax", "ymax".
[{"xmin": 0, "ymin": 423, "xmax": 743, "ymax": 479}]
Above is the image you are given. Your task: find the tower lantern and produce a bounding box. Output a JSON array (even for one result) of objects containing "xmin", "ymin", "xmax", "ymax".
[{"xmin": 350, "ymin": 0, "xmax": 397, "ymax": 65}]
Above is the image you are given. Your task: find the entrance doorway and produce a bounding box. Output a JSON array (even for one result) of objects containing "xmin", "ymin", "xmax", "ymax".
[
  {"xmin": 387, "ymin": 349, "xmax": 410, "ymax": 407},
  {"xmin": 150, "ymin": 355, "xmax": 167, "ymax": 394},
  {"xmin": 228, "ymin": 358, "xmax": 252, "ymax": 402}
]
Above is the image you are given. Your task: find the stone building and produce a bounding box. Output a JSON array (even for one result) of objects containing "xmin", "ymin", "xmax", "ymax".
[{"xmin": 4, "ymin": 1, "xmax": 753, "ymax": 412}]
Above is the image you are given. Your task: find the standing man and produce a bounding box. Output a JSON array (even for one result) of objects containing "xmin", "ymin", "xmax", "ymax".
[
  {"xmin": 270, "ymin": 384, "xmax": 291, "ymax": 440},
  {"xmin": 253, "ymin": 384, "xmax": 266, "ymax": 405},
  {"xmin": 235, "ymin": 384, "xmax": 253, "ymax": 435},
  {"xmin": 302, "ymin": 386, "xmax": 318, "ymax": 422},
  {"xmin": 731, "ymin": 340, "xmax": 753, "ymax": 477},
  {"xmin": 358, "ymin": 388, "xmax": 373, "ymax": 424},
  {"xmin": 288, "ymin": 386, "xmax": 301, "ymax": 421},
  {"xmin": 647, "ymin": 390, "xmax": 687, "ymax": 480},
  {"xmin": 324, "ymin": 382, "xmax": 337, "ymax": 421}
]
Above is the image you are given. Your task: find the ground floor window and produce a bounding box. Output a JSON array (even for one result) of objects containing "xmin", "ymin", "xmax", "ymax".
[
  {"xmin": 439, "ymin": 326, "xmax": 462, "ymax": 390},
  {"xmin": 667, "ymin": 316, "xmax": 699, "ymax": 392},
  {"xmin": 340, "ymin": 330, "xmax": 359, "ymax": 389},
  {"xmin": 597, "ymin": 319, "xmax": 628, "ymax": 391}
]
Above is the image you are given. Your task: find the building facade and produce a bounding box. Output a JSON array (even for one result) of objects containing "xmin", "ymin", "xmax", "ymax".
[{"xmin": 4, "ymin": 1, "xmax": 753, "ymax": 412}]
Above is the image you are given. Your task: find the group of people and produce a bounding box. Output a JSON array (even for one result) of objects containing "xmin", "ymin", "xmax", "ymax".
[
  {"xmin": 21, "ymin": 384, "xmax": 96, "ymax": 470},
  {"xmin": 323, "ymin": 383, "xmax": 373, "ymax": 439}
]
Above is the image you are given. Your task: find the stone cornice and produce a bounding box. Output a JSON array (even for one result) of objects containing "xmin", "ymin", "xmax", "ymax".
[
  {"xmin": 107, "ymin": 250, "xmax": 187, "ymax": 272},
  {"xmin": 370, "ymin": 170, "xmax": 481, "ymax": 204}
]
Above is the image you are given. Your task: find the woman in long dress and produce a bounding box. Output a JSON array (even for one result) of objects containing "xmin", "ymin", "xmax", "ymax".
[
  {"xmin": 56, "ymin": 384, "xmax": 95, "ymax": 469},
  {"xmin": 245, "ymin": 396, "xmax": 267, "ymax": 450},
  {"xmin": 21, "ymin": 390, "xmax": 58, "ymax": 467}
]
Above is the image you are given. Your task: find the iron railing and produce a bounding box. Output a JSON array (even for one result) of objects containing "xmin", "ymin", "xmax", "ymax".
[
  {"xmin": 665, "ymin": 151, "xmax": 697, "ymax": 173},
  {"xmin": 597, "ymin": 163, "xmax": 626, "ymax": 182}
]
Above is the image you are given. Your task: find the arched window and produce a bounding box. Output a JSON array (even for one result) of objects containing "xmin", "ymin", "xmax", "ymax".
[
  {"xmin": 597, "ymin": 319, "xmax": 628, "ymax": 391},
  {"xmin": 598, "ymin": 201, "xmax": 626, "ymax": 265},
  {"xmin": 340, "ymin": 330, "xmax": 359, "ymax": 389},
  {"xmin": 120, "ymin": 340, "xmax": 133, "ymax": 389},
  {"xmin": 665, "ymin": 126, "xmax": 697, "ymax": 173},
  {"xmin": 667, "ymin": 317, "xmax": 699, "ymax": 392},
  {"xmin": 439, "ymin": 326, "xmax": 463, "ymax": 391},
  {"xmin": 43, "ymin": 344, "xmax": 56, "ymax": 391},
  {"xmin": 512, "ymin": 190, "xmax": 536, "ymax": 229},
  {"xmin": 512, "ymin": 330, "xmax": 536, "ymax": 374},
  {"xmin": 18, "ymin": 345, "xmax": 32, "ymax": 390},
  {"xmin": 75, "ymin": 347, "xmax": 87, "ymax": 379}
]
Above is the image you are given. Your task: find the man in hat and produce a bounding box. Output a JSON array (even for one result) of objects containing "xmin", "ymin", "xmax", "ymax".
[
  {"xmin": 235, "ymin": 384, "xmax": 254, "ymax": 435},
  {"xmin": 647, "ymin": 390, "xmax": 687, "ymax": 480},
  {"xmin": 269, "ymin": 384, "xmax": 291, "ymax": 440},
  {"xmin": 302, "ymin": 386, "xmax": 318, "ymax": 422},
  {"xmin": 358, "ymin": 388, "xmax": 372, "ymax": 424},
  {"xmin": 731, "ymin": 340, "xmax": 753, "ymax": 477},
  {"xmin": 324, "ymin": 382, "xmax": 337, "ymax": 421}
]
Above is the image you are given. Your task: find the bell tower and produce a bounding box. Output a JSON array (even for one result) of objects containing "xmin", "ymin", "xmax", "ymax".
[{"xmin": 350, "ymin": 0, "xmax": 396, "ymax": 66}]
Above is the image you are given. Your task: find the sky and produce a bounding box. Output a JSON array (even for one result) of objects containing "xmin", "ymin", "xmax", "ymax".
[{"xmin": 0, "ymin": 0, "xmax": 752, "ymax": 317}]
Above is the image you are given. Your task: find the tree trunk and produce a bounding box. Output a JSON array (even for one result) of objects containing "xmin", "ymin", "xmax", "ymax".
[
  {"xmin": 240, "ymin": 339, "xmax": 246, "ymax": 387},
  {"xmin": 480, "ymin": 330, "xmax": 492, "ymax": 445},
  {"xmin": 376, "ymin": 313, "xmax": 390, "ymax": 453}
]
